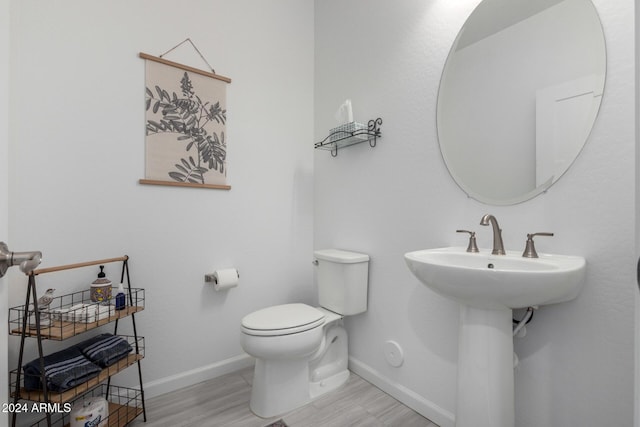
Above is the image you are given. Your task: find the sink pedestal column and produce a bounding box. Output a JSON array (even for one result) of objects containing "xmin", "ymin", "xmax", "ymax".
[{"xmin": 456, "ymin": 306, "xmax": 514, "ymax": 427}]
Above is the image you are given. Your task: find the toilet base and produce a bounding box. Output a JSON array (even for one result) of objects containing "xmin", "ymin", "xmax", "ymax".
[
  {"xmin": 248, "ymin": 322, "xmax": 350, "ymax": 418},
  {"xmin": 310, "ymin": 368, "xmax": 349, "ymax": 400},
  {"xmin": 249, "ymin": 358, "xmax": 350, "ymax": 418},
  {"xmin": 250, "ymin": 358, "xmax": 311, "ymax": 418}
]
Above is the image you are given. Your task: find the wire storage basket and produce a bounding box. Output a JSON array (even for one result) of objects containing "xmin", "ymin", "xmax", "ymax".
[
  {"xmin": 314, "ymin": 118, "xmax": 382, "ymax": 157},
  {"xmin": 27, "ymin": 384, "xmax": 144, "ymax": 427},
  {"xmin": 329, "ymin": 121, "xmax": 369, "ymax": 143},
  {"xmin": 8, "ymin": 289, "xmax": 145, "ymax": 341},
  {"xmin": 10, "ymin": 335, "xmax": 145, "ymax": 405}
]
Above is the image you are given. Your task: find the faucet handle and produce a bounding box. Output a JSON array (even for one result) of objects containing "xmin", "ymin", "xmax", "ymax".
[
  {"xmin": 456, "ymin": 230, "xmax": 479, "ymax": 253},
  {"xmin": 522, "ymin": 232, "xmax": 554, "ymax": 258}
]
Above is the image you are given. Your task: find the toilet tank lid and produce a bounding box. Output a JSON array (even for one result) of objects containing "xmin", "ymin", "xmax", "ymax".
[{"xmin": 314, "ymin": 249, "xmax": 369, "ymax": 263}]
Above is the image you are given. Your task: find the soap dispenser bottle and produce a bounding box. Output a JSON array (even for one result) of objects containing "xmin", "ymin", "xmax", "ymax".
[
  {"xmin": 115, "ymin": 282, "xmax": 126, "ymax": 310},
  {"xmin": 90, "ymin": 265, "xmax": 112, "ymax": 304}
]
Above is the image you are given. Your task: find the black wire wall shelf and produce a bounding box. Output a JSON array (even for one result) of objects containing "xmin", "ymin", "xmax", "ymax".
[{"xmin": 315, "ymin": 118, "xmax": 382, "ymax": 157}]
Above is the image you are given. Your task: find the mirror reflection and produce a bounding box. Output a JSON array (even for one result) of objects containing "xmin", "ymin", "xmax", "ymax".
[{"xmin": 437, "ymin": 0, "xmax": 606, "ymax": 205}]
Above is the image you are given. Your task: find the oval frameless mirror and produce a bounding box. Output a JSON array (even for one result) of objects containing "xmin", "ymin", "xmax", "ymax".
[{"xmin": 437, "ymin": 0, "xmax": 606, "ymax": 205}]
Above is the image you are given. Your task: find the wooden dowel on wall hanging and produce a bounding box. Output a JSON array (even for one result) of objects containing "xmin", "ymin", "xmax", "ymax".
[
  {"xmin": 139, "ymin": 52, "xmax": 232, "ymax": 83},
  {"xmin": 138, "ymin": 179, "xmax": 231, "ymax": 190}
]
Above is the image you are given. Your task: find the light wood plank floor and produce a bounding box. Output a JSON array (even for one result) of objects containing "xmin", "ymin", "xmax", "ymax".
[{"xmin": 129, "ymin": 366, "xmax": 439, "ymax": 427}]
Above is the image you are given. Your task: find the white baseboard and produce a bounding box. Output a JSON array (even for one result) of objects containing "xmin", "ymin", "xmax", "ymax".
[
  {"xmin": 142, "ymin": 353, "xmax": 255, "ymax": 399},
  {"xmin": 348, "ymin": 356, "xmax": 455, "ymax": 427}
]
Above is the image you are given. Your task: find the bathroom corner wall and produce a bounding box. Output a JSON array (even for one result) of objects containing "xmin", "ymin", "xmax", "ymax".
[
  {"xmin": 7, "ymin": 0, "xmax": 314, "ymax": 397},
  {"xmin": 314, "ymin": 0, "xmax": 636, "ymax": 426},
  {"xmin": 633, "ymin": 0, "xmax": 640, "ymax": 427},
  {"xmin": 0, "ymin": 0, "xmax": 9, "ymax": 423}
]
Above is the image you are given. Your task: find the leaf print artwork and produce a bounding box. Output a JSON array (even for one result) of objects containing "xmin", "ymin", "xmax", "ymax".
[{"xmin": 142, "ymin": 55, "xmax": 230, "ymax": 187}]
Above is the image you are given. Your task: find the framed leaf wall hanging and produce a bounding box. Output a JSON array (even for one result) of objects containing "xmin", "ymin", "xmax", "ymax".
[{"xmin": 139, "ymin": 52, "xmax": 232, "ymax": 190}]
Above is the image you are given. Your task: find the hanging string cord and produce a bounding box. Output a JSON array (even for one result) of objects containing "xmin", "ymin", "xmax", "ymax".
[{"xmin": 159, "ymin": 38, "xmax": 216, "ymax": 74}]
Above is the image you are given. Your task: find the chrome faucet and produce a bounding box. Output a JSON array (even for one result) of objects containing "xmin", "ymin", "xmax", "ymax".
[{"xmin": 480, "ymin": 214, "xmax": 505, "ymax": 255}]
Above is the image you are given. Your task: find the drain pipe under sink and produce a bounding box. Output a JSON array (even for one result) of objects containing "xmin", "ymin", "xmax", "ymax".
[{"xmin": 512, "ymin": 306, "xmax": 537, "ymax": 369}]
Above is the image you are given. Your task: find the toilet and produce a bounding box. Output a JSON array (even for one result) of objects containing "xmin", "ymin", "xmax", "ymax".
[{"xmin": 240, "ymin": 249, "xmax": 369, "ymax": 418}]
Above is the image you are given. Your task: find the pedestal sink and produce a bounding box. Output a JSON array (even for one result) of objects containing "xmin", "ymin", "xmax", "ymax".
[{"xmin": 404, "ymin": 247, "xmax": 586, "ymax": 427}]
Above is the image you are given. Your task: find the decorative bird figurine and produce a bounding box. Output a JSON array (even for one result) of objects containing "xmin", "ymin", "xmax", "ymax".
[
  {"xmin": 37, "ymin": 288, "xmax": 56, "ymax": 310},
  {"xmin": 28, "ymin": 288, "xmax": 55, "ymax": 329}
]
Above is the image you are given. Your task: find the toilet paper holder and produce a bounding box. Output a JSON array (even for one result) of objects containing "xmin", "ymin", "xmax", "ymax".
[{"xmin": 204, "ymin": 269, "xmax": 239, "ymax": 284}]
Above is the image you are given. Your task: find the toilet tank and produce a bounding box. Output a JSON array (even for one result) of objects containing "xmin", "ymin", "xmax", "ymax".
[{"xmin": 314, "ymin": 249, "xmax": 369, "ymax": 316}]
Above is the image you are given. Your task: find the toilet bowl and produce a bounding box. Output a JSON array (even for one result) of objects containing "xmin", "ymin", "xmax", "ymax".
[
  {"xmin": 241, "ymin": 303, "xmax": 347, "ymax": 417},
  {"xmin": 241, "ymin": 303, "xmax": 326, "ymax": 360},
  {"xmin": 240, "ymin": 249, "xmax": 370, "ymax": 418}
]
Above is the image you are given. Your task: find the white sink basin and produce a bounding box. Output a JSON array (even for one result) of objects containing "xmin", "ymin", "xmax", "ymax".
[
  {"xmin": 404, "ymin": 247, "xmax": 586, "ymax": 310},
  {"xmin": 404, "ymin": 246, "xmax": 586, "ymax": 427}
]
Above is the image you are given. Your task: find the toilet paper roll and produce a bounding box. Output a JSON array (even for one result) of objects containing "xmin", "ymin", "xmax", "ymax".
[
  {"xmin": 70, "ymin": 397, "xmax": 108, "ymax": 427},
  {"xmin": 213, "ymin": 268, "xmax": 239, "ymax": 291}
]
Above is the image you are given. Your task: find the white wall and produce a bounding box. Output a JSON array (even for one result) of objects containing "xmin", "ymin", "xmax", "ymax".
[
  {"xmin": 635, "ymin": 0, "xmax": 640, "ymax": 423},
  {"xmin": 1, "ymin": 0, "xmax": 9, "ymax": 424},
  {"xmin": 7, "ymin": 0, "xmax": 314, "ymax": 398},
  {"xmin": 315, "ymin": 1, "xmax": 635, "ymax": 426}
]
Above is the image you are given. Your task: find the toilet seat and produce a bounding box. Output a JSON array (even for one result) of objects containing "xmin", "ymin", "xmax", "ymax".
[{"xmin": 241, "ymin": 303, "xmax": 325, "ymax": 337}]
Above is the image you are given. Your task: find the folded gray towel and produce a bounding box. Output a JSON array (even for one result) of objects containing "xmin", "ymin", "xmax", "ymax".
[
  {"xmin": 23, "ymin": 347, "xmax": 101, "ymax": 392},
  {"xmin": 75, "ymin": 333, "xmax": 133, "ymax": 367}
]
